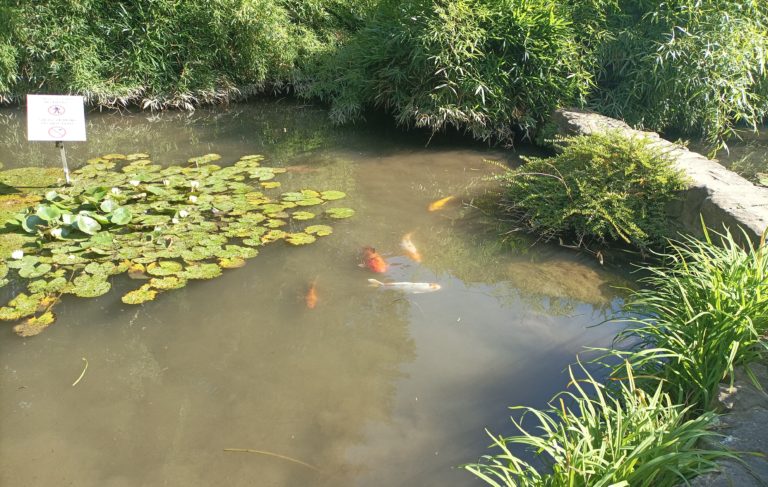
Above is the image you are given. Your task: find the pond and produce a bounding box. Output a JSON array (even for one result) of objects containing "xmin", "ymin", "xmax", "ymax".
[{"xmin": 0, "ymin": 101, "xmax": 630, "ymax": 486}]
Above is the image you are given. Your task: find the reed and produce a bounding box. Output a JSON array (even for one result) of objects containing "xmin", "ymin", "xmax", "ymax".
[
  {"xmin": 606, "ymin": 226, "xmax": 768, "ymax": 415},
  {"xmin": 465, "ymin": 361, "xmax": 730, "ymax": 486}
]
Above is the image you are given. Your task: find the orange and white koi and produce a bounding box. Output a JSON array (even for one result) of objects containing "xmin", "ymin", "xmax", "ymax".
[
  {"xmin": 400, "ymin": 233, "xmax": 422, "ymax": 262},
  {"xmin": 368, "ymin": 279, "xmax": 441, "ymax": 293},
  {"xmin": 427, "ymin": 195, "xmax": 456, "ymax": 211},
  {"xmin": 305, "ymin": 278, "xmax": 318, "ymax": 309},
  {"xmin": 362, "ymin": 247, "xmax": 388, "ymax": 273}
]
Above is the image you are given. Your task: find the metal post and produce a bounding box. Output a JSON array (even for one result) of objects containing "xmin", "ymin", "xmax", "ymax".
[{"xmin": 55, "ymin": 140, "xmax": 71, "ymax": 185}]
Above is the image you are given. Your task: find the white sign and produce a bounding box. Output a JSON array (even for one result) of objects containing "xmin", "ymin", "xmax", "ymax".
[{"xmin": 26, "ymin": 94, "xmax": 86, "ymax": 141}]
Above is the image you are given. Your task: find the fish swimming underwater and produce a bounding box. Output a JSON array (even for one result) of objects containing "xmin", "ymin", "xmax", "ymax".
[
  {"xmin": 305, "ymin": 278, "xmax": 318, "ymax": 309},
  {"xmin": 362, "ymin": 247, "xmax": 388, "ymax": 273},
  {"xmin": 400, "ymin": 233, "xmax": 422, "ymax": 262},
  {"xmin": 427, "ymin": 195, "xmax": 456, "ymax": 211},
  {"xmin": 368, "ymin": 279, "xmax": 441, "ymax": 293}
]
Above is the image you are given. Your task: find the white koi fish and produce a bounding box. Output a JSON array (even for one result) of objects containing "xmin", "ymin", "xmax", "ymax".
[
  {"xmin": 400, "ymin": 232, "xmax": 422, "ymax": 262},
  {"xmin": 368, "ymin": 279, "xmax": 441, "ymax": 293}
]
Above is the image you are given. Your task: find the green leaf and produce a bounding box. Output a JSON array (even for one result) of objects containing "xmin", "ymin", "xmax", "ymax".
[
  {"xmin": 291, "ymin": 211, "xmax": 315, "ymax": 221},
  {"xmin": 75, "ymin": 214, "xmax": 102, "ymax": 235},
  {"xmin": 36, "ymin": 205, "xmax": 62, "ymax": 222},
  {"xmin": 122, "ymin": 285, "xmax": 159, "ymax": 304},
  {"xmin": 285, "ymin": 233, "xmax": 316, "ymax": 245},
  {"xmin": 304, "ymin": 225, "xmax": 333, "ymax": 237},
  {"xmin": 22, "ymin": 215, "xmax": 45, "ymax": 233},
  {"xmin": 320, "ymin": 190, "xmax": 346, "ymax": 201},
  {"xmin": 110, "ymin": 207, "xmax": 132, "ymax": 225},
  {"xmin": 100, "ymin": 199, "xmax": 120, "ymax": 213},
  {"xmin": 325, "ymin": 208, "xmax": 355, "ymax": 219},
  {"xmin": 72, "ymin": 274, "xmax": 111, "ymax": 298}
]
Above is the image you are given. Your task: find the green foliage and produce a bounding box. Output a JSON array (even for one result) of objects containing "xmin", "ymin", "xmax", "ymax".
[
  {"xmin": 306, "ymin": 0, "xmax": 592, "ymax": 140},
  {"xmin": 591, "ymin": 0, "xmax": 768, "ymax": 145},
  {"xmin": 465, "ymin": 361, "xmax": 730, "ymax": 486},
  {"xmin": 496, "ymin": 131, "xmax": 687, "ymax": 250},
  {"xmin": 604, "ymin": 227, "xmax": 768, "ymax": 415},
  {"xmin": 0, "ymin": 152, "xmax": 352, "ymax": 336}
]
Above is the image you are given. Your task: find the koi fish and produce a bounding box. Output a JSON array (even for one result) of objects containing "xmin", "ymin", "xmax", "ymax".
[
  {"xmin": 428, "ymin": 195, "xmax": 456, "ymax": 211},
  {"xmin": 305, "ymin": 278, "xmax": 318, "ymax": 309},
  {"xmin": 368, "ymin": 279, "xmax": 441, "ymax": 293},
  {"xmin": 400, "ymin": 233, "xmax": 422, "ymax": 262},
  {"xmin": 362, "ymin": 247, "xmax": 388, "ymax": 273}
]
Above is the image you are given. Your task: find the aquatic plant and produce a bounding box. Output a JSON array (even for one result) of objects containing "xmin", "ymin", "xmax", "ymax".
[
  {"xmin": 465, "ymin": 361, "xmax": 731, "ymax": 486},
  {"xmin": 0, "ymin": 152, "xmax": 353, "ymax": 336},
  {"xmin": 603, "ymin": 226, "xmax": 768, "ymax": 415},
  {"xmin": 496, "ymin": 131, "xmax": 687, "ymax": 251}
]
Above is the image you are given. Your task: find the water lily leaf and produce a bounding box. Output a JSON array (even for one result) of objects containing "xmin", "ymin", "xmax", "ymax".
[
  {"xmin": 241, "ymin": 238, "xmax": 262, "ymax": 247},
  {"xmin": 36, "ymin": 204, "xmax": 62, "ymax": 221},
  {"xmin": 127, "ymin": 263, "xmax": 148, "ymax": 279},
  {"xmin": 188, "ymin": 153, "xmax": 221, "ymax": 165},
  {"xmin": 304, "ymin": 225, "xmax": 333, "ymax": 237},
  {"xmin": 180, "ymin": 263, "xmax": 222, "ymax": 280},
  {"xmin": 281, "ymin": 192, "xmax": 307, "ymax": 202},
  {"xmin": 180, "ymin": 246, "xmax": 210, "ymax": 262},
  {"xmin": 100, "ymin": 199, "xmax": 120, "ymax": 213},
  {"xmin": 149, "ymin": 276, "xmax": 188, "ymax": 290},
  {"xmin": 22, "ymin": 214, "xmax": 45, "ymax": 233},
  {"xmin": 27, "ymin": 276, "xmax": 68, "ymax": 294},
  {"xmin": 7, "ymin": 255, "xmax": 39, "ymax": 269},
  {"xmin": 0, "ymin": 293, "xmax": 43, "ymax": 320},
  {"xmin": 320, "ymin": 190, "xmax": 346, "ymax": 201},
  {"xmin": 85, "ymin": 261, "xmax": 116, "ymax": 276},
  {"xmin": 13, "ymin": 311, "xmax": 56, "ymax": 337},
  {"xmin": 215, "ymin": 245, "xmax": 258, "ymax": 259},
  {"xmin": 285, "ymin": 233, "xmax": 316, "ymax": 245},
  {"xmin": 291, "ymin": 211, "xmax": 315, "ymax": 221},
  {"xmin": 325, "ymin": 208, "xmax": 355, "ymax": 219},
  {"xmin": 72, "ymin": 274, "xmax": 111, "ymax": 298},
  {"xmin": 260, "ymin": 181, "xmax": 281, "ymax": 189},
  {"xmin": 122, "ymin": 285, "xmax": 158, "ymax": 304},
  {"xmin": 219, "ymin": 257, "xmax": 246, "ymax": 269},
  {"xmin": 261, "ymin": 229, "xmax": 286, "ymax": 243},
  {"xmin": 52, "ymin": 253, "xmax": 88, "ymax": 265},
  {"xmin": 110, "ymin": 207, "xmax": 132, "ymax": 225},
  {"xmin": 19, "ymin": 262, "xmax": 52, "ymax": 279},
  {"xmin": 238, "ymin": 154, "xmax": 264, "ymax": 162},
  {"xmin": 249, "ymin": 168, "xmax": 276, "ymax": 181},
  {"xmin": 295, "ymin": 197, "xmax": 324, "ymax": 207},
  {"xmin": 75, "ymin": 214, "xmax": 102, "ymax": 235},
  {"xmin": 265, "ymin": 219, "xmax": 286, "ymax": 228},
  {"xmin": 126, "ymin": 153, "xmax": 151, "ymax": 161},
  {"xmin": 102, "ymin": 153, "xmax": 127, "ymax": 160},
  {"xmin": 136, "ymin": 214, "xmax": 171, "ymax": 226},
  {"xmin": 146, "ymin": 261, "xmax": 184, "ymax": 276}
]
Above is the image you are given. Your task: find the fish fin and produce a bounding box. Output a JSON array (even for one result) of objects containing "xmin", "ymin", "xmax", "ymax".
[{"xmin": 367, "ymin": 279, "xmax": 383, "ymax": 287}]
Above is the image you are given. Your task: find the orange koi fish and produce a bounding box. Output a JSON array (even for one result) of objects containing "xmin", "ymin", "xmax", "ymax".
[
  {"xmin": 305, "ymin": 278, "xmax": 319, "ymax": 309},
  {"xmin": 400, "ymin": 233, "xmax": 422, "ymax": 262},
  {"xmin": 362, "ymin": 247, "xmax": 388, "ymax": 273},
  {"xmin": 428, "ymin": 195, "xmax": 456, "ymax": 211}
]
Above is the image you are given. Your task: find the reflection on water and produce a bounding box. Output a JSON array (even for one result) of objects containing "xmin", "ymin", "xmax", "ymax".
[{"xmin": 0, "ymin": 102, "xmax": 629, "ymax": 486}]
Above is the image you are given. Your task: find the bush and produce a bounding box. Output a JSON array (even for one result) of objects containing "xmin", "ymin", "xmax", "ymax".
[
  {"xmin": 605, "ymin": 227, "xmax": 768, "ymax": 414},
  {"xmin": 305, "ymin": 0, "xmax": 592, "ymax": 140},
  {"xmin": 591, "ymin": 0, "xmax": 768, "ymax": 146},
  {"xmin": 465, "ymin": 361, "xmax": 730, "ymax": 486},
  {"xmin": 496, "ymin": 131, "xmax": 687, "ymax": 250}
]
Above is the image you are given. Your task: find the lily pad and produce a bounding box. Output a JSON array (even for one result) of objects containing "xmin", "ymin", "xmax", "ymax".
[
  {"xmin": 0, "ymin": 293, "xmax": 43, "ymax": 321},
  {"xmin": 188, "ymin": 153, "xmax": 221, "ymax": 165},
  {"xmin": 325, "ymin": 208, "xmax": 355, "ymax": 219},
  {"xmin": 320, "ymin": 190, "xmax": 346, "ymax": 201},
  {"xmin": 13, "ymin": 311, "xmax": 56, "ymax": 337},
  {"xmin": 285, "ymin": 233, "xmax": 316, "ymax": 245},
  {"xmin": 72, "ymin": 274, "xmax": 111, "ymax": 298},
  {"xmin": 149, "ymin": 276, "xmax": 188, "ymax": 290},
  {"xmin": 146, "ymin": 260, "xmax": 184, "ymax": 276},
  {"xmin": 260, "ymin": 181, "xmax": 281, "ymax": 189},
  {"xmin": 122, "ymin": 285, "xmax": 159, "ymax": 304},
  {"xmin": 295, "ymin": 197, "xmax": 324, "ymax": 207},
  {"xmin": 291, "ymin": 211, "xmax": 315, "ymax": 221},
  {"xmin": 180, "ymin": 263, "xmax": 222, "ymax": 280},
  {"xmin": 304, "ymin": 225, "xmax": 333, "ymax": 237},
  {"xmin": 219, "ymin": 257, "xmax": 247, "ymax": 269}
]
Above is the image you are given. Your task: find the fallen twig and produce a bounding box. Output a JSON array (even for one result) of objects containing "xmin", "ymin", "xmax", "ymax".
[
  {"xmin": 223, "ymin": 448, "xmax": 319, "ymax": 472},
  {"xmin": 72, "ymin": 357, "xmax": 88, "ymax": 387}
]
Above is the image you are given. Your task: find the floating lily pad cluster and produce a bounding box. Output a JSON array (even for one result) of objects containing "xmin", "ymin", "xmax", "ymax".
[{"xmin": 0, "ymin": 152, "xmax": 354, "ymax": 337}]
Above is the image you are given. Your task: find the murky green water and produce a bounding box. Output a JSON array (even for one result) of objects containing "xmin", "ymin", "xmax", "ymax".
[{"xmin": 0, "ymin": 101, "xmax": 630, "ymax": 486}]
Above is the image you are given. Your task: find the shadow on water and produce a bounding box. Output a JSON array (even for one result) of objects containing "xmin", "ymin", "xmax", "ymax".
[{"xmin": 0, "ymin": 100, "xmax": 632, "ymax": 486}]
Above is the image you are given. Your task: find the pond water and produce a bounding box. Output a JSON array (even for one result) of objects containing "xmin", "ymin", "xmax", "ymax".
[{"xmin": 0, "ymin": 101, "xmax": 630, "ymax": 486}]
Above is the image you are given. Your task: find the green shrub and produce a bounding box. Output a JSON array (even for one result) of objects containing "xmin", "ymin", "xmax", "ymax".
[
  {"xmin": 591, "ymin": 0, "xmax": 768, "ymax": 146},
  {"xmin": 305, "ymin": 0, "xmax": 592, "ymax": 140},
  {"xmin": 465, "ymin": 361, "xmax": 730, "ymax": 486},
  {"xmin": 496, "ymin": 131, "xmax": 687, "ymax": 250},
  {"xmin": 605, "ymin": 226, "xmax": 768, "ymax": 414}
]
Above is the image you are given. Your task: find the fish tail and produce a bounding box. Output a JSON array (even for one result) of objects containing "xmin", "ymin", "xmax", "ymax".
[{"xmin": 367, "ymin": 279, "xmax": 384, "ymax": 287}]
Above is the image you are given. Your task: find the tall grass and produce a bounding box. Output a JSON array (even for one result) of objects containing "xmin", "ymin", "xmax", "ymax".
[
  {"xmin": 606, "ymin": 226, "xmax": 768, "ymax": 415},
  {"xmin": 465, "ymin": 361, "xmax": 730, "ymax": 486}
]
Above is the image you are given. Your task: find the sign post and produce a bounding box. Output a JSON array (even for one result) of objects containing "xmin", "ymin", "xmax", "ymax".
[{"xmin": 26, "ymin": 95, "xmax": 87, "ymax": 185}]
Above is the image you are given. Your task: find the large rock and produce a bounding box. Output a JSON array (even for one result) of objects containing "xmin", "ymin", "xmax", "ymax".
[{"xmin": 551, "ymin": 109, "xmax": 768, "ymax": 245}]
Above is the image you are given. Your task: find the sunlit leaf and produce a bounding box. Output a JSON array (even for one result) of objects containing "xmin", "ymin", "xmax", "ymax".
[
  {"xmin": 320, "ymin": 190, "xmax": 346, "ymax": 201},
  {"xmin": 285, "ymin": 233, "xmax": 316, "ymax": 245},
  {"xmin": 291, "ymin": 211, "xmax": 315, "ymax": 221},
  {"xmin": 75, "ymin": 214, "xmax": 102, "ymax": 235},
  {"xmin": 325, "ymin": 208, "xmax": 355, "ymax": 219},
  {"xmin": 122, "ymin": 285, "xmax": 159, "ymax": 304},
  {"xmin": 13, "ymin": 311, "xmax": 56, "ymax": 337},
  {"xmin": 72, "ymin": 274, "xmax": 111, "ymax": 298},
  {"xmin": 304, "ymin": 225, "xmax": 333, "ymax": 237}
]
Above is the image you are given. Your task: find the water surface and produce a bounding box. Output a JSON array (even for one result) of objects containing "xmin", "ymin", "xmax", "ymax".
[{"xmin": 0, "ymin": 102, "xmax": 629, "ymax": 486}]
